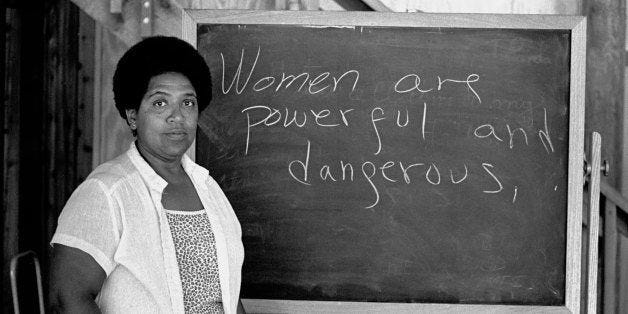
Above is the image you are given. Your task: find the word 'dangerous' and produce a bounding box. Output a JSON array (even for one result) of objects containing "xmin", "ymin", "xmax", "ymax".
[{"xmin": 288, "ymin": 140, "xmax": 506, "ymax": 209}]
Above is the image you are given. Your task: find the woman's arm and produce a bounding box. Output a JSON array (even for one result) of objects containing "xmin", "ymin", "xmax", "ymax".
[{"xmin": 49, "ymin": 244, "xmax": 106, "ymax": 313}]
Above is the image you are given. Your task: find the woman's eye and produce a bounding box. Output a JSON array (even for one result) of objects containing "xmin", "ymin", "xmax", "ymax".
[
  {"xmin": 183, "ymin": 99, "xmax": 196, "ymax": 107},
  {"xmin": 153, "ymin": 100, "xmax": 167, "ymax": 107}
]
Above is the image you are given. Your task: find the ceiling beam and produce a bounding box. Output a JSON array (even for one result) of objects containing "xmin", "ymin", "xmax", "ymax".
[{"xmin": 332, "ymin": 0, "xmax": 390, "ymax": 11}]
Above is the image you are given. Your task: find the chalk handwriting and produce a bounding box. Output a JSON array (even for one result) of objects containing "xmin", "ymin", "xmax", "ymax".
[
  {"xmin": 221, "ymin": 47, "xmax": 260, "ymax": 95},
  {"xmin": 450, "ymin": 164, "xmax": 468, "ymax": 184},
  {"xmin": 396, "ymin": 108, "xmax": 409, "ymax": 127},
  {"xmin": 394, "ymin": 73, "xmax": 481, "ymax": 103},
  {"xmin": 241, "ymin": 105, "xmax": 354, "ymax": 155},
  {"xmin": 426, "ymin": 163, "xmax": 441, "ymax": 185},
  {"xmin": 369, "ymin": 105, "xmax": 429, "ymax": 155},
  {"xmin": 221, "ymin": 46, "xmax": 360, "ymax": 95},
  {"xmin": 371, "ymin": 107, "xmax": 385, "ymax": 155},
  {"xmin": 473, "ymin": 107, "xmax": 554, "ymax": 152},
  {"xmin": 288, "ymin": 140, "xmax": 311, "ymax": 185},
  {"xmin": 380, "ymin": 161, "xmax": 397, "ymax": 183},
  {"xmin": 362, "ymin": 162, "xmax": 379, "ymax": 209},
  {"xmin": 538, "ymin": 108, "xmax": 555, "ymax": 154},
  {"xmin": 474, "ymin": 124, "xmax": 504, "ymax": 142},
  {"xmin": 287, "ymin": 141, "xmax": 513, "ymax": 208},
  {"xmin": 421, "ymin": 102, "xmax": 427, "ymax": 140},
  {"xmin": 506, "ymin": 124, "xmax": 529, "ymax": 148},
  {"xmin": 481, "ymin": 163, "xmax": 503, "ymax": 194},
  {"xmin": 217, "ymin": 51, "xmax": 563, "ymax": 210},
  {"xmin": 400, "ymin": 162, "xmax": 424, "ymax": 184}
]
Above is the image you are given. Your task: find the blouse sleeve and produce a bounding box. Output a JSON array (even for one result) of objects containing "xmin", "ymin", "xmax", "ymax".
[{"xmin": 51, "ymin": 178, "xmax": 120, "ymax": 275}]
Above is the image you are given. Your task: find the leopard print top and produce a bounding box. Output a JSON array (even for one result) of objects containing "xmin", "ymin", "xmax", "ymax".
[{"xmin": 166, "ymin": 209, "xmax": 223, "ymax": 314}]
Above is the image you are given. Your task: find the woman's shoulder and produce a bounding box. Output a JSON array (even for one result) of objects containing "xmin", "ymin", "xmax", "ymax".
[{"xmin": 85, "ymin": 152, "xmax": 139, "ymax": 189}]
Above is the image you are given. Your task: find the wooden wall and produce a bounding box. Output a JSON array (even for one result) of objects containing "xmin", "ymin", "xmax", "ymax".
[{"xmin": 1, "ymin": 1, "xmax": 93, "ymax": 311}]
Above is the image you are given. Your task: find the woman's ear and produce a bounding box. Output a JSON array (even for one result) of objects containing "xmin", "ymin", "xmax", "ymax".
[{"xmin": 126, "ymin": 109, "xmax": 137, "ymax": 131}]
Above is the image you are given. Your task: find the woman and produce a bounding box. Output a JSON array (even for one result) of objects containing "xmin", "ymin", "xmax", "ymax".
[{"xmin": 49, "ymin": 36, "xmax": 245, "ymax": 313}]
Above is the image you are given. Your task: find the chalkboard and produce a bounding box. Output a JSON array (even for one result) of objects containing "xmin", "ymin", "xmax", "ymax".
[{"xmin": 185, "ymin": 11, "xmax": 585, "ymax": 313}]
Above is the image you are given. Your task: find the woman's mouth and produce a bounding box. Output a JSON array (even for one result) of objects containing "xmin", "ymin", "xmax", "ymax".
[{"xmin": 165, "ymin": 131, "xmax": 187, "ymax": 140}]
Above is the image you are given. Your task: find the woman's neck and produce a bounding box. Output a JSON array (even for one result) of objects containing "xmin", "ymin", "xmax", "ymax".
[{"xmin": 136, "ymin": 141, "xmax": 187, "ymax": 184}]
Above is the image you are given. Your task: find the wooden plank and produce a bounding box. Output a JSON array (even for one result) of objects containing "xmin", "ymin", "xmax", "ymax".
[
  {"xmin": 182, "ymin": 0, "xmax": 275, "ymax": 9},
  {"xmin": 565, "ymin": 17, "xmax": 587, "ymax": 314},
  {"xmin": 0, "ymin": 2, "xmax": 5, "ymax": 238},
  {"xmin": 93, "ymin": 28, "xmax": 133, "ymax": 165},
  {"xmin": 182, "ymin": 10, "xmax": 197, "ymax": 49},
  {"xmin": 604, "ymin": 198, "xmax": 618, "ymax": 314},
  {"xmin": 92, "ymin": 23, "xmax": 103, "ymax": 169},
  {"xmin": 274, "ymin": 0, "xmax": 320, "ymax": 10},
  {"xmin": 185, "ymin": 10, "xmax": 587, "ymax": 313},
  {"xmin": 186, "ymin": 9, "xmax": 585, "ymax": 29},
  {"xmin": 78, "ymin": 9, "xmax": 96, "ymax": 180},
  {"xmin": 619, "ymin": 236, "xmax": 628, "ymax": 314},
  {"xmin": 242, "ymin": 299, "xmax": 572, "ymax": 313},
  {"xmin": 140, "ymin": 0, "xmax": 152, "ymax": 37},
  {"xmin": 600, "ymin": 180, "xmax": 628, "ymax": 215},
  {"xmin": 376, "ymin": 0, "xmax": 582, "ymax": 15},
  {"xmin": 587, "ymin": 132, "xmax": 601, "ymax": 313},
  {"xmin": 2, "ymin": 8, "xmax": 22, "ymax": 314},
  {"xmin": 182, "ymin": 10, "xmax": 196, "ymax": 161}
]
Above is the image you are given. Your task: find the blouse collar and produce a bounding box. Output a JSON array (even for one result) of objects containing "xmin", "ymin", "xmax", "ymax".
[{"xmin": 127, "ymin": 142, "xmax": 209, "ymax": 192}]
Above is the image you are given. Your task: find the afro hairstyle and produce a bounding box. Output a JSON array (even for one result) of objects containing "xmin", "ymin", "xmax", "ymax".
[{"xmin": 113, "ymin": 36, "xmax": 212, "ymax": 120}]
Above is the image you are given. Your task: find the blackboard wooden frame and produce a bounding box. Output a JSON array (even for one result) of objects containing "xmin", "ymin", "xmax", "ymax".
[{"xmin": 181, "ymin": 10, "xmax": 586, "ymax": 314}]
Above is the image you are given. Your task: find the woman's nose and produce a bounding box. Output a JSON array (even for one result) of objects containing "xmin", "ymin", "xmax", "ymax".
[{"xmin": 167, "ymin": 105, "xmax": 184, "ymax": 123}]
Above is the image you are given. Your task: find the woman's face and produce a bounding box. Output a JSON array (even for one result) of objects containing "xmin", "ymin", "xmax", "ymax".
[{"xmin": 127, "ymin": 72, "xmax": 198, "ymax": 161}]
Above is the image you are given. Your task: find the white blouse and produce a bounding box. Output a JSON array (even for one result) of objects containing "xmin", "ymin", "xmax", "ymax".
[{"xmin": 51, "ymin": 143, "xmax": 244, "ymax": 314}]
